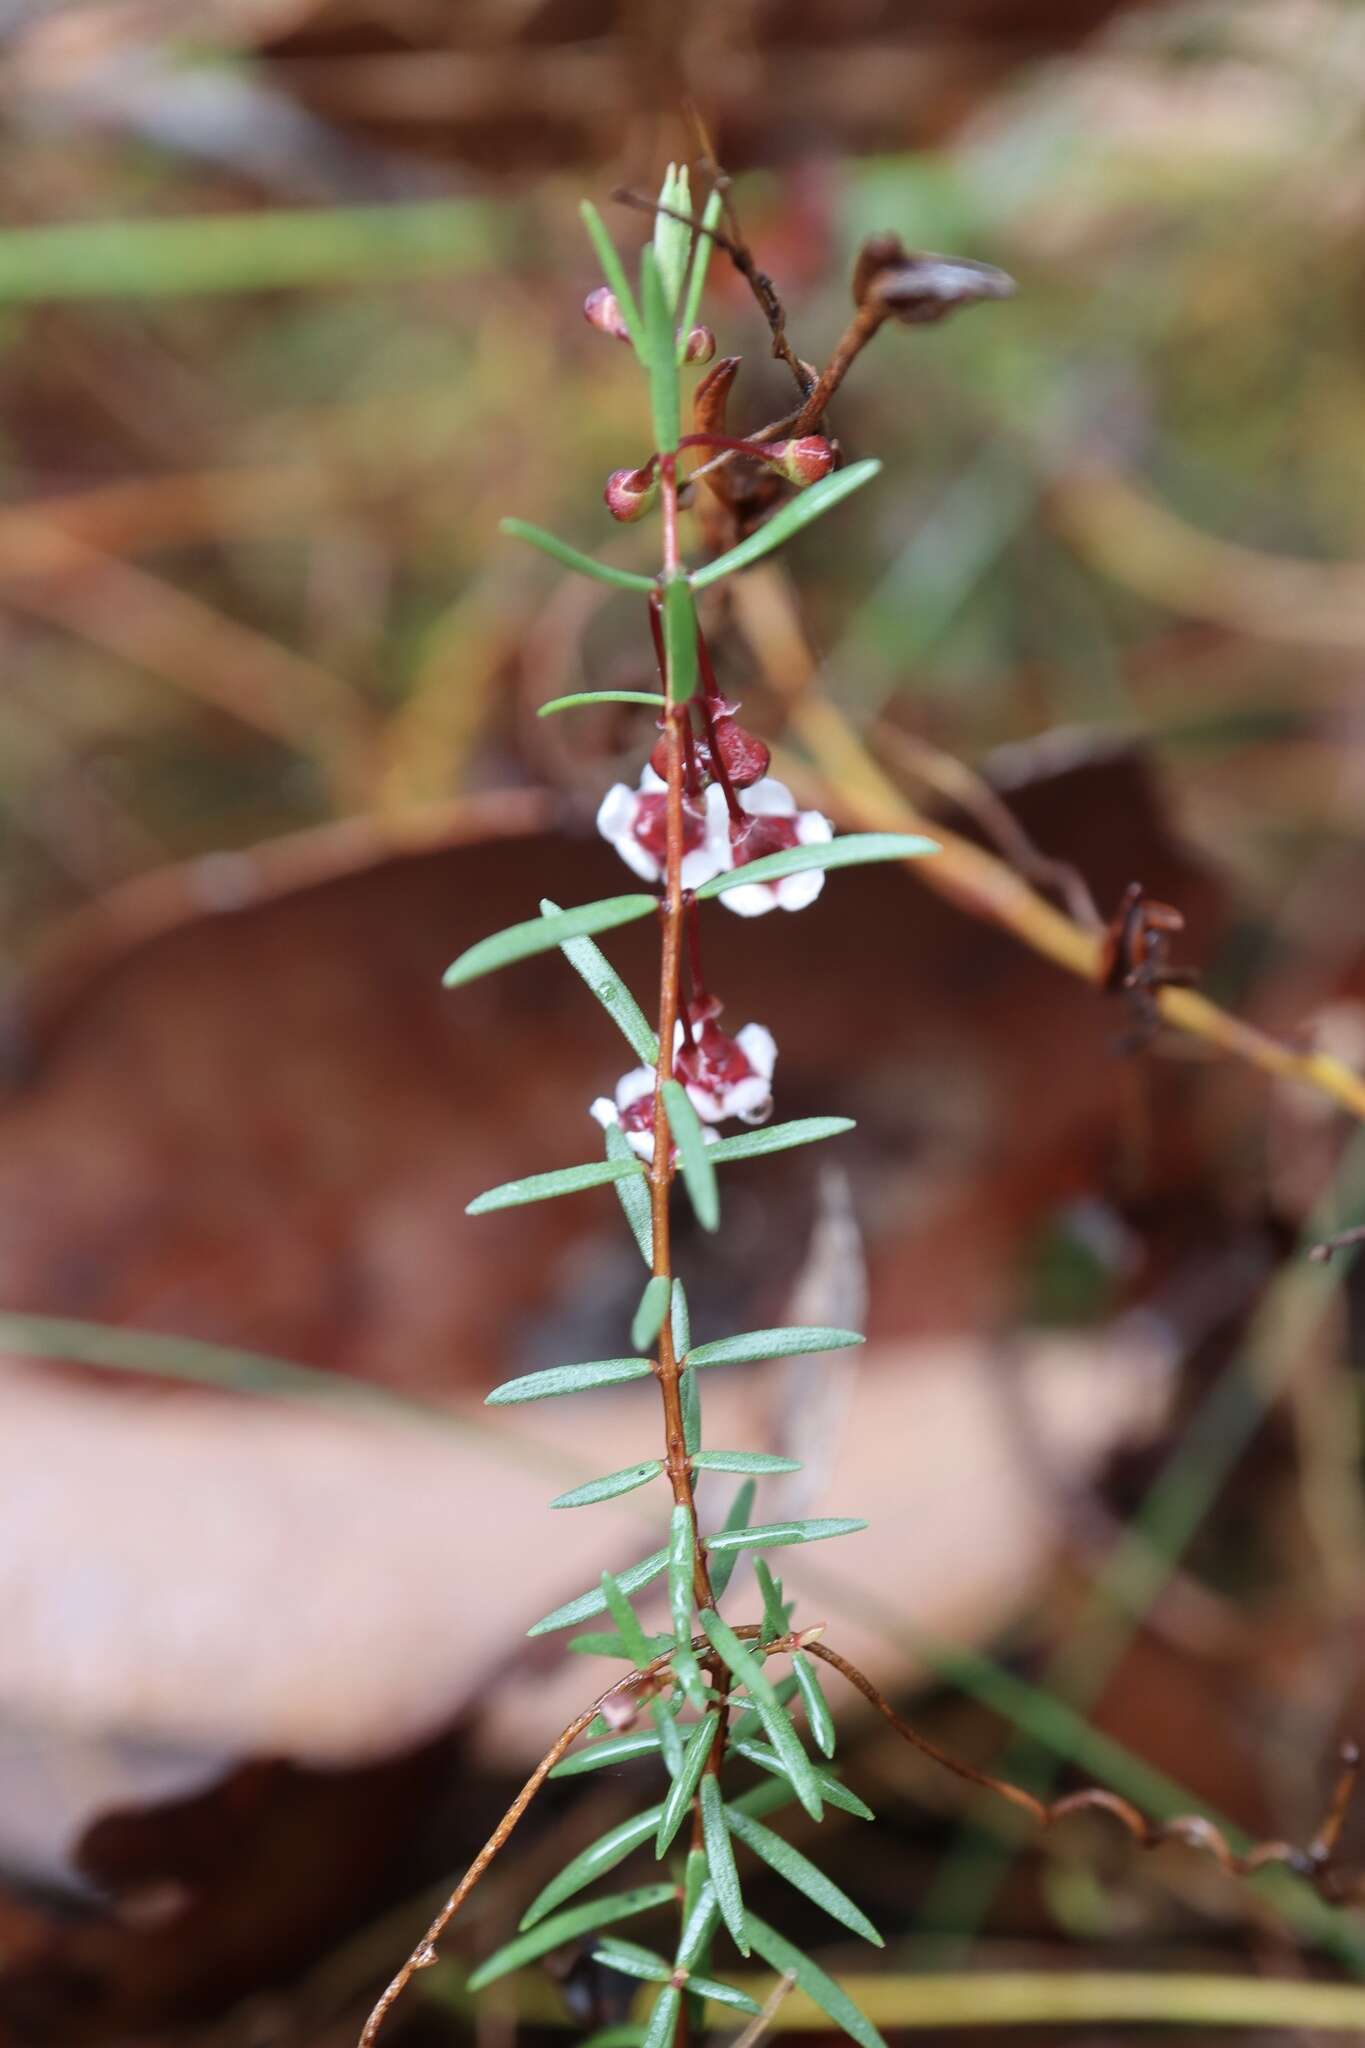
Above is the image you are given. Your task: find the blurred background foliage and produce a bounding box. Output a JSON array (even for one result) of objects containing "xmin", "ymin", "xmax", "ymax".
[{"xmin": 4, "ymin": 3, "xmax": 1365, "ymax": 2046}]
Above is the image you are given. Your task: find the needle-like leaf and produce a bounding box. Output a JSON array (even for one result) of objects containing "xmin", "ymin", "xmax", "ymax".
[
  {"xmin": 688, "ymin": 461, "xmax": 883, "ymax": 589},
  {"xmin": 661, "ymin": 1080, "xmax": 719, "ymax": 1232},
  {"xmin": 695, "ymin": 833, "xmax": 938, "ymax": 902},
  {"xmin": 700, "ymin": 1773, "xmax": 748, "ymax": 1955},
  {"xmin": 542, "ymin": 899, "xmax": 658, "ymax": 1064},
  {"xmin": 550, "ymin": 1460, "xmax": 664, "ymax": 1509},
  {"xmin": 725, "ymin": 1806, "xmax": 882, "ymax": 1946},
  {"xmin": 467, "ymin": 1884, "xmax": 676, "ymax": 1991},
  {"xmin": 500, "ymin": 517, "xmax": 655, "ymax": 592},
  {"xmin": 447, "ymin": 894, "xmax": 656, "ymax": 989},
  {"xmin": 485, "ymin": 1358, "xmax": 652, "ymax": 1405}
]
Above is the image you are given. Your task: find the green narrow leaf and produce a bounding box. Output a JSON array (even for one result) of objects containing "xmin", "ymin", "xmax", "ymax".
[
  {"xmin": 679, "ymin": 1850, "xmax": 711, "ymax": 1955},
  {"xmin": 706, "ymin": 1517, "xmax": 868, "ymax": 1555},
  {"xmin": 551, "ymin": 1731, "xmax": 663, "ymax": 1778},
  {"xmin": 446, "ymin": 893, "xmax": 656, "ymax": 990},
  {"xmin": 691, "ymin": 1450, "xmax": 801, "ymax": 1475},
  {"xmin": 792, "ymin": 1651, "xmax": 837, "ymax": 1759},
  {"xmin": 731, "ymin": 1739, "xmax": 874, "ymax": 1822},
  {"xmin": 680, "ymin": 1368, "xmax": 702, "ymax": 1457},
  {"xmin": 653, "ymin": 1694, "xmax": 684, "ymax": 1778},
  {"xmin": 726, "ymin": 1806, "xmax": 882, "ymax": 1946},
  {"xmin": 542, "ymin": 899, "xmax": 658, "ymax": 1064},
  {"xmin": 728, "ymin": 1675, "xmax": 799, "ymax": 1744},
  {"xmin": 607, "ymin": 1123, "xmax": 654, "ymax": 1265},
  {"xmin": 705, "ymin": 1479, "xmax": 756, "ymax": 1601},
  {"xmin": 520, "ymin": 1805, "xmax": 665, "ymax": 1928},
  {"xmin": 668, "ymin": 1505, "xmax": 694, "ymax": 1642},
  {"xmin": 550, "ymin": 1459, "xmax": 663, "ymax": 1509},
  {"xmin": 568, "ymin": 1629, "xmax": 672, "ymax": 1660},
  {"xmin": 579, "ymin": 2028, "xmax": 646, "ymax": 2048},
  {"xmin": 580, "ymin": 199, "xmax": 646, "ymax": 356},
  {"xmin": 687, "ymin": 1975, "xmax": 762, "ymax": 2015},
  {"xmin": 468, "ymin": 1157, "xmax": 646, "ymax": 1216},
  {"xmin": 655, "ymin": 1711, "xmax": 717, "ymax": 1856},
  {"xmin": 670, "ymin": 1281, "xmax": 691, "ymax": 1356},
  {"xmin": 652, "ymin": 162, "xmax": 691, "ymax": 313},
  {"xmin": 661, "ymin": 575, "xmax": 698, "ymax": 705},
  {"xmin": 754, "ymin": 1559, "xmax": 790, "ymax": 1644},
  {"xmin": 699, "ymin": 1773, "xmax": 748, "ymax": 1955},
  {"xmin": 695, "ymin": 833, "xmax": 938, "ymax": 902},
  {"xmin": 538, "ymin": 690, "xmax": 666, "ymax": 717},
  {"xmin": 699, "ymin": 1609, "xmax": 822, "ymax": 1822},
  {"xmin": 708, "ymin": 1118, "xmax": 854, "ymax": 1164},
  {"xmin": 640, "ymin": 247, "xmax": 680, "ymax": 452},
  {"xmin": 742, "ymin": 1909, "xmax": 888, "ymax": 2048},
  {"xmin": 686, "ymin": 1326, "xmax": 863, "ymax": 1369},
  {"xmin": 466, "ymin": 1883, "xmax": 676, "ymax": 1991},
  {"xmin": 500, "ymin": 517, "xmax": 656, "ymax": 592},
  {"xmin": 601, "ymin": 1569, "xmax": 658, "ymax": 1668},
  {"xmin": 676, "ymin": 188, "xmax": 724, "ymax": 364},
  {"xmin": 593, "ymin": 1939, "xmax": 670, "ymax": 1983},
  {"xmin": 632, "ymin": 1276, "xmax": 672, "ymax": 1352},
  {"xmin": 485, "ymin": 1357, "xmax": 651, "ymax": 1405},
  {"xmin": 689, "ymin": 461, "xmax": 884, "ymax": 589},
  {"xmin": 661, "ymin": 1080, "xmax": 718, "ymax": 1232},
  {"xmin": 527, "ymin": 1549, "xmax": 669, "ymax": 1637},
  {"xmin": 640, "ymin": 1985, "xmax": 681, "ymax": 2048}
]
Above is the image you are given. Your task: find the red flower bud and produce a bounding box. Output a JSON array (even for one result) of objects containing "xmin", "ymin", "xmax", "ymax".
[
  {"xmin": 764, "ymin": 436, "xmax": 835, "ymax": 488},
  {"xmin": 604, "ymin": 464, "xmax": 658, "ymax": 523},
  {"xmin": 649, "ymin": 714, "xmax": 770, "ymax": 789},
  {"xmin": 683, "ymin": 325, "xmax": 716, "ymax": 365},
  {"xmin": 584, "ymin": 286, "xmax": 630, "ymax": 342}
]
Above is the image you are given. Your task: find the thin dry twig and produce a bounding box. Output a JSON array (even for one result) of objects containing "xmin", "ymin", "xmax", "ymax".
[{"xmin": 729, "ymin": 1968, "xmax": 798, "ymax": 2048}]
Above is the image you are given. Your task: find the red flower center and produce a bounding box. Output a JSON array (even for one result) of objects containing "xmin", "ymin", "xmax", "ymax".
[
  {"xmin": 619, "ymin": 1093, "xmax": 656, "ymax": 1135},
  {"xmin": 632, "ymin": 792, "xmax": 707, "ymax": 865},
  {"xmin": 730, "ymin": 813, "xmax": 799, "ymax": 866},
  {"xmin": 676, "ymin": 1022, "xmax": 752, "ymax": 1095}
]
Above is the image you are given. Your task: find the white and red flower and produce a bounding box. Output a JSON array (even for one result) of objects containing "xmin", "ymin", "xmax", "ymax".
[
  {"xmin": 720, "ymin": 777, "xmax": 834, "ymax": 917},
  {"xmin": 590, "ymin": 1018, "xmax": 777, "ymax": 1157},
  {"xmin": 597, "ymin": 765, "xmax": 731, "ymax": 891}
]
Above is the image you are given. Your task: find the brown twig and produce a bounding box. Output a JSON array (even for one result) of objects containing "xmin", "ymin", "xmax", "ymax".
[{"xmin": 804, "ymin": 1641, "xmax": 1363, "ymax": 1898}]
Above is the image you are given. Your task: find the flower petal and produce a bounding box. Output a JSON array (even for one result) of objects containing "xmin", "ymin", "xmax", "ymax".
[
  {"xmin": 737, "ymin": 777, "xmax": 797, "ymax": 819},
  {"xmin": 735, "ymin": 1023, "xmax": 777, "ymax": 1080},
  {"xmin": 775, "ymin": 868, "xmax": 827, "ymax": 912},
  {"xmin": 717, "ymin": 882, "xmax": 779, "ymax": 918}
]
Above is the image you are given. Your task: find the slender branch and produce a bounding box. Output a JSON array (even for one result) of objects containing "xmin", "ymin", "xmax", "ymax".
[
  {"xmin": 356, "ymin": 1627, "xmax": 811, "ymax": 2046},
  {"xmin": 803, "ymin": 1641, "xmax": 1363, "ymax": 1898}
]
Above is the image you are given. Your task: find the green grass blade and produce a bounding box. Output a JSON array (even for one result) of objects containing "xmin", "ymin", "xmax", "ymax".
[
  {"xmin": 793, "ymin": 1651, "xmax": 837, "ymax": 1759},
  {"xmin": 485, "ymin": 1358, "xmax": 652, "ymax": 1405},
  {"xmin": 520, "ymin": 1806, "xmax": 665, "ymax": 1928},
  {"xmin": 446, "ymin": 894, "xmax": 656, "ymax": 989},
  {"xmin": 500, "ymin": 517, "xmax": 655, "ymax": 592},
  {"xmin": 699, "ymin": 1609, "xmax": 822, "ymax": 1822},
  {"xmin": 742, "ymin": 1909, "xmax": 888, "ymax": 2048},
  {"xmin": 542, "ymin": 899, "xmax": 658, "ymax": 1064},
  {"xmin": 527, "ymin": 1549, "xmax": 669, "ymax": 1637},
  {"xmin": 706, "ymin": 1517, "xmax": 868, "ymax": 1555},
  {"xmin": 689, "ymin": 462, "xmax": 883, "ymax": 588},
  {"xmin": 686, "ymin": 1327, "xmax": 864, "ymax": 1369},
  {"xmin": 467, "ymin": 1883, "xmax": 676, "ymax": 1991},
  {"xmin": 695, "ymin": 833, "xmax": 938, "ymax": 902},
  {"xmin": 632, "ymin": 1276, "xmax": 672, "ymax": 1351},
  {"xmin": 579, "ymin": 200, "xmax": 646, "ymax": 355},
  {"xmin": 699, "ymin": 1773, "xmax": 748, "ymax": 1955},
  {"xmin": 551, "ymin": 1731, "xmax": 663, "ymax": 1778},
  {"xmin": 708, "ymin": 1118, "xmax": 854, "ymax": 1163},
  {"xmin": 550, "ymin": 1460, "xmax": 664, "ymax": 1509},
  {"xmin": 726, "ymin": 1806, "xmax": 882, "ymax": 1946},
  {"xmin": 538, "ymin": 690, "xmax": 665, "ymax": 716}
]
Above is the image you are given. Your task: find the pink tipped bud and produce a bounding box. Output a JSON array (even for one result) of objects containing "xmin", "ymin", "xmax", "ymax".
[
  {"xmin": 584, "ymin": 286, "xmax": 630, "ymax": 343},
  {"xmin": 604, "ymin": 464, "xmax": 658, "ymax": 523},
  {"xmin": 683, "ymin": 325, "xmax": 716, "ymax": 365},
  {"xmin": 764, "ymin": 436, "xmax": 835, "ymax": 488}
]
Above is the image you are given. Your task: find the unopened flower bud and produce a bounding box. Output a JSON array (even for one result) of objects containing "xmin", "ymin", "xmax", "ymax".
[
  {"xmin": 764, "ymin": 435, "xmax": 835, "ymax": 488},
  {"xmin": 711, "ymin": 716, "xmax": 770, "ymax": 787},
  {"xmin": 604, "ymin": 464, "xmax": 658, "ymax": 523},
  {"xmin": 583, "ymin": 286, "xmax": 630, "ymax": 342},
  {"xmin": 683, "ymin": 325, "xmax": 716, "ymax": 365}
]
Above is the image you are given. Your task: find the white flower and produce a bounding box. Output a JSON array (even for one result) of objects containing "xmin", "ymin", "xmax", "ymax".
[
  {"xmin": 596, "ymin": 765, "xmax": 731, "ymax": 891},
  {"xmin": 675, "ymin": 1019, "xmax": 777, "ymax": 1126},
  {"xmin": 719, "ymin": 777, "xmax": 834, "ymax": 917},
  {"xmin": 590, "ymin": 1065, "xmax": 657, "ymax": 1161},
  {"xmin": 590, "ymin": 1050, "xmax": 735, "ymax": 1159}
]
